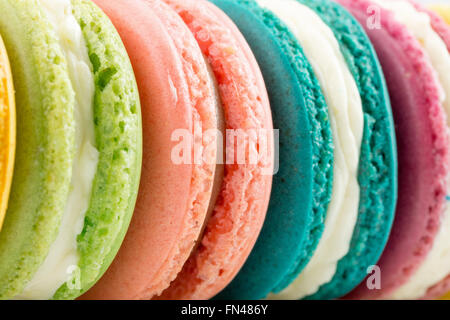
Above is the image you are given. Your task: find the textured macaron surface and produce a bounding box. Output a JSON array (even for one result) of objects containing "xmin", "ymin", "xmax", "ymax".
[
  {"xmin": 132, "ymin": 0, "xmax": 219, "ymax": 298},
  {"xmin": 415, "ymin": 3, "xmax": 450, "ymax": 53},
  {"xmin": 0, "ymin": 34, "xmax": 15, "ymax": 231},
  {"xmin": 0, "ymin": 0, "xmax": 142, "ymax": 299},
  {"xmin": 158, "ymin": 0, "xmax": 274, "ymax": 300},
  {"xmin": 83, "ymin": 0, "xmax": 218, "ymax": 300},
  {"xmin": 0, "ymin": 0, "xmax": 76, "ymax": 299},
  {"xmin": 340, "ymin": 0, "xmax": 450, "ymax": 299},
  {"xmin": 211, "ymin": 0, "xmax": 334, "ymax": 299},
  {"xmin": 413, "ymin": 0, "xmax": 450, "ymax": 300},
  {"xmin": 53, "ymin": 0, "xmax": 142, "ymax": 299},
  {"xmin": 299, "ymin": 0, "xmax": 397, "ymax": 300}
]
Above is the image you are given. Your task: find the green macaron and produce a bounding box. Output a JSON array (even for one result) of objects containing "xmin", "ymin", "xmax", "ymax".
[{"xmin": 0, "ymin": 0, "xmax": 141, "ymax": 300}]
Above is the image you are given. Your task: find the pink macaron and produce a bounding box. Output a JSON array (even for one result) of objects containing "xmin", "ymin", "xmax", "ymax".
[
  {"xmin": 338, "ymin": 0, "xmax": 450, "ymax": 300},
  {"xmin": 410, "ymin": 0, "xmax": 450, "ymax": 300},
  {"xmin": 81, "ymin": 0, "xmax": 273, "ymax": 300}
]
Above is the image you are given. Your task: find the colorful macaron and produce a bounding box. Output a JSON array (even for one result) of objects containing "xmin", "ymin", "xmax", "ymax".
[
  {"xmin": 81, "ymin": 0, "xmax": 274, "ymax": 300},
  {"xmin": 431, "ymin": 4, "xmax": 450, "ymax": 25},
  {"xmin": 339, "ymin": 0, "xmax": 450, "ymax": 300},
  {"xmin": 430, "ymin": 3, "xmax": 450, "ymax": 301},
  {"xmin": 0, "ymin": 0, "xmax": 142, "ymax": 299},
  {"xmin": 0, "ymin": 34, "xmax": 15, "ymax": 232},
  {"xmin": 4, "ymin": 0, "xmax": 450, "ymax": 301},
  {"xmin": 212, "ymin": 0, "xmax": 397, "ymax": 300}
]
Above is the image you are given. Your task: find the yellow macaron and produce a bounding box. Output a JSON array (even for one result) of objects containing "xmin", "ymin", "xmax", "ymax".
[
  {"xmin": 440, "ymin": 292, "xmax": 450, "ymax": 300},
  {"xmin": 0, "ymin": 34, "xmax": 16, "ymax": 231},
  {"xmin": 430, "ymin": 4, "xmax": 450, "ymax": 25}
]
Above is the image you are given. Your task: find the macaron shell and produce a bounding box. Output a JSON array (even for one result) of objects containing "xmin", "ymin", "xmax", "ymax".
[
  {"xmin": 412, "ymin": 2, "xmax": 450, "ymax": 53},
  {"xmin": 52, "ymin": 0, "xmax": 143, "ymax": 299},
  {"xmin": 0, "ymin": 34, "xmax": 15, "ymax": 231},
  {"xmin": 82, "ymin": 0, "xmax": 217, "ymax": 299},
  {"xmin": 339, "ymin": 0, "xmax": 450, "ymax": 300},
  {"xmin": 139, "ymin": 0, "xmax": 219, "ymax": 296},
  {"xmin": 0, "ymin": 0, "xmax": 76, "ymax": 299},
  {"xmin": 158, "ymin": 0, "xmax": 274, "ymax": 300},
  {"xmin": 422, "ymin": 274, "xmax": 450, "ymax": 300},
  {"xmin": 413, "ymin": 1, "xmax": 450, "ymax": 300},
  {"xmin": 211, "ymin": 0, "xmax": 333, "ymax": 299},
  {"xmin": 300, "ymin": 0, "xmax": 397, "ymax": 300},
  {"xmin": 430, "ymin": 5, "xmax": 450, "ymax": 25}
]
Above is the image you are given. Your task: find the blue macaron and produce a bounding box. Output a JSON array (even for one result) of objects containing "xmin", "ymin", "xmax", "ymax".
[{"xmin": 212, "ymin": 0, "xmax": 397, "ymax": 300}]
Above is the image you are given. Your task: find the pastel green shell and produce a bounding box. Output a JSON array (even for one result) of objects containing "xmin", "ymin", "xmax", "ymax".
[{"xmin": 0, "ymin": 0, "xmax": 142, "ymax": 300}]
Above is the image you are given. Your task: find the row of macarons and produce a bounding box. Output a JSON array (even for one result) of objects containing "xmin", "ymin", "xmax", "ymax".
[{"xmin": 0, "ymin": 0, "xmax": 450, "ymax": 300}]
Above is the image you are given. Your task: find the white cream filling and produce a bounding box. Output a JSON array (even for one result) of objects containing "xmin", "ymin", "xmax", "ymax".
[
  {"xmin": 371, "ymin": 0, "xmax": 450, "ymax": 300},
  {"xmin": 16, "ymin": 0, "xmax": 98, "ymax": 300},
  {"xmin": 258, "ymin": 0, "xmax": 363, "ymax": 300}
]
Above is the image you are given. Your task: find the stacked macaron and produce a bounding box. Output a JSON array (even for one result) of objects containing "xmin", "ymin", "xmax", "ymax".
[
  {"xmin": 0, "ymin": 0, "xmax": 275, "ymax": 300},
  {"xmin": 0, "ymin": 0, "xmax": 142, "ymax": 299},
  {"xmin": 431, "ymin": 4, "xmax": 450, "ymax": 300},
  {"xmin": 80, "ymin": 0, "xmax": 274, "ymax": 300},
  {"xmin": 212, "ymin": 0, "xmax": 397, "ymax": 300},
  {"xmin": 3, "ymin": 0, "xmax": 450, "ymax": 301},
  {"xmin": 338, "ymin": 0, "xmax": 450, "ymax": 300}
]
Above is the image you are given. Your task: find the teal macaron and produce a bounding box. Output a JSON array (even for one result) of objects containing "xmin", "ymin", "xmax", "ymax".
[
  {"xmin": 213, "ymin": 0, "xmax": 397, "ymax": 300},
  {"xmin": 212, "ymin": 0, "xmax": 335, "ymax": 300},
  {"xmin": 298, "ymin": 0, "xmax": 397, "ymax": 300},
  {"xmin": 0, "ymin": 0, "xmax": 141, "ymax": 300}
]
